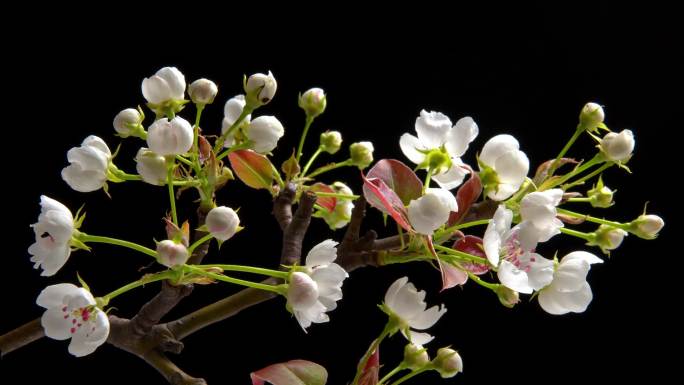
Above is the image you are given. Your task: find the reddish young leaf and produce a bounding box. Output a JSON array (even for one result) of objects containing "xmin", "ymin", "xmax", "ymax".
[
  {"xmin": 358, "ymin": 347, "xmax": 380, "ymax": 385},
  {"xmin": 310, "ymin": 183, "xmax": 337, "ymax": 213},
  {"xmin": 228, "ymin": 149, "xmax": 274, "ymax": 190},
  {"xmin": 533, "ymin": 157, "xmax": 579, "ymax": 185},
  {"xmin": 250, "ymin": 360, "xmax": 327, "ymax": 385},
  {"xmin": 362, "ymin": 172, "xmax": 413, "ymax": 232},
  {"xmin": 453, "ymin": 235, "xmax": 489, "ymax": 275},
  {"xmin": 448, "ymin": 167, "xmax": 482, "ymax": 226},
  {"xmin": 425, "ymin": 236, "xmax": 468, "ymax": 291},
  {"xmin": 198, "ymin": 135, "xmax": 212, "ymax": 164},
  {"xmin": 365, "ymin": 159, "xmax": 422, "ymax": 205}
]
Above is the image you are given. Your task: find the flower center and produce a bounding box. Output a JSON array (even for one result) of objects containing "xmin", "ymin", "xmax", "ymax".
[{"xmin": 62, "ymin": 305, "xmax": 97, "ymax": 337}]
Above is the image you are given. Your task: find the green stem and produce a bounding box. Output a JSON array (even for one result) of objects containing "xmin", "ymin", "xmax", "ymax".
[
  {"xmin": 379, "ymin": 365, "xmax": 406, "ymax": 385},
  {"xmin": 550, "ymin": 154, "xmax": 603, "ymax": 188},
  {"xmin": 390, "ymin": 368, "xmax": 428, "ymax": 385},
  {"xmin": 557, "ymin": 208, "xmax": 627, "ymax": 229},
  {"xmin": 214, "ymin": 107, "xmax": 253, "ymax": 153},
  {"xmin": 352, "ymin": 323, "xmax": 393, "ymax": 385},
  {"xmin": 187, "ymin": 233, "xmax": 213, "ymax": 254},
  {"xmin": 215, "ymin": 142, "xmax": 252, "ymax": 161},
  {"xmin": 296, "ymin": 115, "xmax": 315, "ymax": 162},
  {"xmin": 301, "ymin": 146, "xmax": 323, "ymax": 177},
  {"xmin": 568, "ymin": 197, "xmax": 592, "ymax": 203},
  {"xmin": 311, "ymin": 191, "xmax": 360, "ymax": 200},
  {"xmin": 562, "ymin": 162, "xmax": 612, "ymax": 190},
  {"xmin": 306, "ymin": 159, "xmax": 354, "ymax": 179},
  {"xmin": 381, "ymin": 253, "xmax": 433, "ymax": 265},
  {"xmin": 191, "ymin": 104, "xmax": 205, "ymax": 174},
  {"xmin": 79, "ymin": 234, "xmax": 157, "ymax": 258},
  {"xmin": 467, "ymin": 272, "xmax": 499, "ymax": 290},
  {"xmin": 196, "ymin": 264, "xmax": 290, "ymax": 279},
  {"xmin": 184, "ymin": 265, "xmax": 285, "ymax": 294},
  {"xmin": 102, "ymin": 270, "xmax": 175, "ymax": 304},
  {"xmin": 271, "ymin": 162, "xmax": 285, "ymax": 188},
  {"xmin": 175, "ymin": 155, "xmax": 194, "ymax": 167},
  {"xmin": 435, "ymin": 219, "xmax": 490, "ymax": 239},
  {"xmin": 433, "ymin": 244, "xmax": 488, "ymax": 264},
  {"xmin": 548, "ymin": 125, "xmax": 584, "ymax": 177},
  {"xmin": 422, "ymin": 169, "xmax": 433, "ymax": 194},
  {"xmin": 560, "ymin": 227, "xmax": 594, "ymax": 241},
  {"xmin": 167, "ymin": 159, "xmax": 178, "ymax": 226}
]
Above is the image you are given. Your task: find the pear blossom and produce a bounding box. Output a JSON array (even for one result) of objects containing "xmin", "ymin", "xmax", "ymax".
[
  {"xmin": 433, "ymin": 347, "xmax": 463, "ymax": 378},
  {"xmin": 206, "ymin": 206, "xmax": 240, "ymax": 241},
  {"xmin": 579, "ymin": 102, "xmax": 605, "ymax": 132},
  {"xmin": 518, "ymin": 189, "xmax": 564, "ymax": 247},
  {"xmin": 299, "ymin": 87, "xmax": 327, "ymax": 117},
  {"xmin": 221, "ymin": 94, "xmax": 252, "ymax": 148},
  {"xmin": 188, "ymin": 78, "xmax": 218, "ymax": 105},
  {"xmin": 135, "ymin": 148, "xmax": 167, "ymax": 185},
  {"xmin": 113, "ymin": 108, "xmax": 142, "ymax": 137},
  {"xmin": 61, "ymin": 136, "xmax": 112, "ymax": 193},
  {"xmin": 407, "ymin": 188, "xmax": 457, "ymax": 235},
  {"xmin": 538, "ymin": 251, "xmax": 603, "ymax": 315},
  {"xmin": 478, "ymin": 134, "xmax": 529, "ymax": 200},
  {"xmin": 287, "ymin": 239, "xmax": 348, "ymax": 330},
  {"xmin": 245, "ymin": 71, "xmax": 277, "ymax": 106},
  {"xmin": 37, "ymin": 283, "xmax": 109, "ymax": 357},
  {"xmin": 246, "ymin": 116, "xmax": 284, "ymax": 154},
  {"xmin": 350, "ymin": 141, "xmax": 374, "ymax": 169},
  {"xmin": 400, "ymin": 110, "xmax": 479, "ymax": 189},
  {"xmin": 628, "ymin": 214, "xmax": 664, "ymax": 239},
  {"xmin": 383, "ymin": 276, "xmax": 447, "ymax": 345},
  {"xmin": 147, "ymin": 116, "xmax": 193, "ymax": 156},
  {"xmin": 156, "ymin": 240, "xmax": 189, "ymax": 268},
  {"xmin": 314, "ymin": 182, "xmax": 355, "ymax": 229},
  {"xmin": 483, "ymin": 205, "xmax": 554, "ymax": 294},
  {"xmin": 600, "ymin": 129, "xmax": 634, "ymax": 162},
  {"xmin": 28, "ymin": 196, "xmax": 75, "ymax": 277},
  {"xmin": 141, "ymin": 66, "xmax": 186, "ymax": 105}
]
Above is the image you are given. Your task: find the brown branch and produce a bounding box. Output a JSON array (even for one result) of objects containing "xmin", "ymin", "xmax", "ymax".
[
  {"xmin": 273, "ymin": 182, "xmax": 297, "ymax": 230},
  {"xmin": 0, "ymin": 318, "xmax": 44, "ymax": 357}
]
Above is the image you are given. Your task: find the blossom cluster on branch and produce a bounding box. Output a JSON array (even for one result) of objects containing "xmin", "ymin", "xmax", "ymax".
[{"xmin": 1, "ymin": 67, "xmax": 664, "ymax": 385}]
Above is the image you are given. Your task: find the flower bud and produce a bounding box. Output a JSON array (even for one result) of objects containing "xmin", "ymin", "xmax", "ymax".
[
  {"xmin": 628, "ymin": 214, "xmax": 664, "ymax": 240},
  {"xmin": 287, "ymin": 272, "xmax": 319, "ymax": 310},
  {"xmin": 142, "ymin": 66, "xmax": 186, "ymax": 105},
  {"xmin": 245, "ymin": 71, "xmax": 277, "ymax": 107},
  {"xmin": 206, "ymin": 206, "xmax": 240, "ymax": 242},
  {"xmin": 62, "ymin": 136, "xmax": 112, "ymax": 193},
  {"xmin": 147, "ymin": 117, "xmax": 193, "ymax": 156},
  {"xmin": 349, "ymin": 141, "xmax": 374, "ymax": 169},
  {"xmin": 299, "ymin": 87, "xmax": 327, "ymax": 117},
  {"xmin": 113, "ymin": 108, "xmax": 143, "ymax": 137},
  {"xmin": 408, "ymin": 188, "xmax": 458, "ymax": 235},
  {"xmin": 403, "ymin": 343, "xmax": 430, "ymax": 370},
  {"xmin": 579, "ymin": 102, "xmax": 605, "ymax": 132},
  {"xmin": 496, "ymin": 285, "xmax": 520, "ymax": 308},
  {"xmin": 432, "ymin": 347, "xmax": 463, "ymax": 378},
  {"xmin": 156, "ymin": 240, "xmax": 189, "ymax": 268},
  {"xmin": 188, "ymin": 78, "xmax": 218, "ymax": 105},
  {"xmin": 320, "ymin": 131, "xmax": 342, "ymax": 154},
  {"xmin": 247, "ymin": 116, "xmax": 285, "ymax": 154},
  {"xmin": 587, "ymin": 178, "xmax": 614, "ymax": 208},
  {"xmin": 135, "ymin": 148, "xmax": 167, "ymax": 186},
  {"xmin": 600, "ymin": 129, "xmax": 634, "ymax": 162},
  {"xmin": 589, "ymin": 225, "xmax": 627, "ymax": 254}
]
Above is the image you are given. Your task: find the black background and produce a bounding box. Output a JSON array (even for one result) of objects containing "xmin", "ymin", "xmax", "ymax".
[{"xmin": 1, "ymin": 5, "xmax": 677, "ymax": 385}]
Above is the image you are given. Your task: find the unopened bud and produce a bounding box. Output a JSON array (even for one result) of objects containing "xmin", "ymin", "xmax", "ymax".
[
  {"xmin": 206, "ymin": 206, "xmax": 240, "ymax": 241},
  {"xmin": 299, "ymin": 87, "xmax": 327, "ymax": 117},
  {"xmin": 403, "ymin": 343, "xmax": 430, "ymax": 370},
  {"xmin": 587, "ymin": 178, "xmax": 614, "ymax": 208},
  {"xmin": 589, "ymin": 225, "xmax": 627, "ymax": 254},
  {"xmin": 432, "ymin": 347, "xmax": 463, "ymax": 378},
  {"xmin": 113, "ymin": 108, "xmax": 143, "ymax": 137},
  {"xmin": 600, "ymin": 129, "xmax": 634, "ymax": 162},
  {"xmin": 579, "ymin": 102, "xmax": 605, "ymax": 132},
  {"xmin": 320, "ymin": 131, "xmax": 342, "ymax": 154},
  {"xmin": 496, "ymin": 285, "xmax": 520, "ymax": 308},
  {"xmin": 245, "ymin": 71, "xmax": 277, "ymax": 107},
  {"xmin": 628, "ymin": 214, "xmax": 664, "ymax": 240},
  {"xmin": 350, "ymin": 141, "xmax": 374, "ymax": 169},
  {"xmin": 188, "ymin": 78, "xmax": 218, "ymax": 105},
  {"xmin": 156, "ymin": 240, "xmax": 189, "ymax": 268}
]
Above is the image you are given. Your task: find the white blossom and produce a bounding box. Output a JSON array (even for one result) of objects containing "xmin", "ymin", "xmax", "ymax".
[
  {"xmin": 400, "ymin": 110, "xmax": 478, "ymax": 189},
  {"xmin": 113, "ymin": 108, "xmax": 142, "ymax": 137},
  {"xmin": 288, "ymin": 239, "xmax": 348, "ymax": 331},
  {"xmin": 407, "ymin": 188, "xmax": 457, "ymax": 235},
  {"xmin": 384, "ymin": 276, "xmax": 447, "ymax": 345},
  {"xmin": 538, "ymin": 251, "xmax": 603, "ymax": 315},
  {"xmin": 28, "ymin": 196, "xmax": 75, "ymax": 277},
  {"xmin": 37, "ymin": 283, "xmax": 109, "ymax": 357},
  {"xmin": 221, "ymin": 94, "xmax": 252, "ymax": 148},
  {"xmin": 61, "ymin": 136, "xmax": 111, "ymax": 193},
  {"xmin": 518, "ymin": 189, "xmax": 564, "ymax": 247},
  {"xmin": 479, "ymin": 134, "xmax": 529, "ymax": 201},
  {"xmin": 246, "ymin": 116, "xmax": 284, "ymax": 154},
  {"xmin": 147, "ymin": 117, "xmax": 193, "ymax": 156},
  {"xmin": 600, "ymin": 129, "xmax": 634, "ymax": 162},
  {"xmin": 245, "ymin": 71, "xmax": 277, "ymax": 106},
  {"xmin": 142, "ymin": 66, "xmax": 186, "ymax": 105},
  {"xmin": 206, "ymin": 206, "xmax": 240, "ymax": 241},
  {"xmin": 135, "ymin": 148, "xmax": 167, "ymax": 186}
]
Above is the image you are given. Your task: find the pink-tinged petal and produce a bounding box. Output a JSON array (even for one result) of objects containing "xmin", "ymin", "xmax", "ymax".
[
  {"xmin": 445, "ymin": 116, "xmax": 478, "ymax": 157},
  {"xmin": 415, "ymin": 110, "xmax": 451, "ymax": 149},
  {"xmin": 438, "ymin": 259, "xmax": 469, "ymax": 291},
  {"xmin": 36, "ymin": 283, "xmax": 80, "ymax": 308},
  {"xmin": 68, "ymin": 311, "xmax": 109, "ymax": 357},
  {"xmin": 409, "ymin": 304, "xmax": 447, "ymax": 329},
  {"xmin": 498, "ymin": 260, "xmax": 533, "ymax": 294},
  {"xmin": 516, "ymin": 221, "xmax": 541, "ymax": 251},
  {"xmin": 384, "ymin": 277, "xmax": 409, "ymax": 307},
  {"xmin": 400, "ymin": 133, "xmax": 428, "ymax": 165},
  {"xmin": 250, "ymin": 360, "xmax": 328, "ymax": 385}
]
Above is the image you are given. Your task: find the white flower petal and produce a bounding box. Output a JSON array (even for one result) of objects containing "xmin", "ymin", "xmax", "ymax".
[
  {"xmin": 406, "ymin": 330, "xmax": 434, "ymax": 346},
  {"xmin": 538, "ymin": 287, "xmax": 570, "ymax": 315},
  {"xmin": 399, "ymin": 133, "xmax": 428, "ymax": 165},
  {"xmin": 247, "ymin": 116, "xmax": 284, "ymax": 154},
  {"xmin": 408, "ymin": 305, "xmax": 447, "ymax": 330},
  {"xmin": 563, "ymin": 251, "xmax": 604, "ymax": 265},
  {"xmin": 142, "ymin": 75, "xmax": 171, "ymax": 104},
  {"xmin": 480, "ymin": 134, "xmax": 519, "ymax": 167},
  {"xmin": 391, "ymin": 282, "xmax": 427, "ymax": 321},
  {"xmin": 487, "ymin": 183, "xmax": 518, "ymax": 201},
  {"xmin": 384, "ymin": 276, "xmax": 409, "ymax": 306},
  {"xmin": 445, "ymin": 116, "xmax": 478, "ymax": 157},
  {"xmin": 553, "ymin": 258, "xmax": 591, "ymax": 292},
  {"xmin": 498, "ymin": 260, "xmax": 533, "ymax": 294},
  {"xmin": 223, "ymin": 94, "xmax": 251, "ymax": 128},
  {"xmin": 494, "ymin": 150, "xmax": 529, "ymax": 185},
  {"xmin": 41, "ymin": 307, "xmax": 73, "ymax": 340},
  {"xmin": 36, "ymin": 283, "xmax": 80, "ymax": 308},
  {"xmin": 433, "ymin": 161, "xmax": 469, "ymax": 190},
  {"xmin": 305, "ymin": 239, "xmax": 339, "ymax": 267},
  {"xmin": 156, "ymin": 67, "xmax": 186, "ymax": 100},
  {"xmin": 526, "ymin": 254, "xmax": 555, "ymax": 290},
  {"xmin": 415, "ymin": 110, "xmax": 451, "ymax": 148}
]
